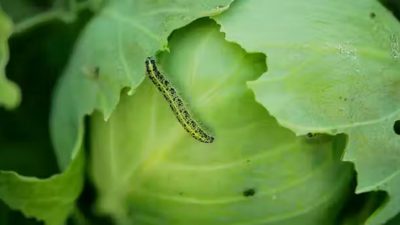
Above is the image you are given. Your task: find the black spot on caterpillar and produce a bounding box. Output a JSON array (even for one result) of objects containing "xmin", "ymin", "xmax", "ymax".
[{"xmin": 145, "ymin": 57, "xmax": 214, "ymax": 143}]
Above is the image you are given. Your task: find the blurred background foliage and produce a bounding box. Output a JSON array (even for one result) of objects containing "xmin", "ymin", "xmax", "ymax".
[
  {"xmin": 0, "ymin": 0, "xmax": 399, "ymax": 224},
  {"xmin": 0, "ymin": 0, "xmax": 92, "ymax": 224}
]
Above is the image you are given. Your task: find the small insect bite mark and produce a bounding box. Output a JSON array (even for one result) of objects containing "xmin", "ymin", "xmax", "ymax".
[
  {"xmin": 243, "ymin": 188, "xmax": 256, "ymax": 197},
  {"xmin": 83, "ymin": 66, "xmax": 100, "ymax": 79},
  {"xmin": 307, "ymin": 132, "xmax": 315, "ymax": 138},
  {"xmin": 144, "ymin": 56, "xmax": 214, "ymax": 143},
  {"xmin": 94, "ymin": 66, "xmax": 100, "ymax": 76},
  {"xmin": 394, "ymin": 120, "xmax": 400, "ymax": 135}
]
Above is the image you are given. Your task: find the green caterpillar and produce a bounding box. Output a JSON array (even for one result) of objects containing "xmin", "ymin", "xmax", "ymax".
[{"xmin": 145, "ymin": 57, "xmax": 214, "ymax": 143}]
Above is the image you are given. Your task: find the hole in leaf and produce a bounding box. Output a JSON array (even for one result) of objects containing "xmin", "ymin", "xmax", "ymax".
[
  {"xmin": 394, "ymin": 120, "xmax": 400, "ymax": 135},
  {"xmin": 243, "ymin": 188, "xmax": 256, "ymax": 197},
  {"xmin": 370, "ymin": 12, "xmax": 376, "ymax": 18},
  {"xmin": 306, "ymin": 132, "xmax": 314, "ymax": 138}
]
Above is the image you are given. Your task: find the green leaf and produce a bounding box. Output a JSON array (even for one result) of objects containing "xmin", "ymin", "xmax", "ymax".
[
  {"xmin": 0, "ymin": 8, "xmax": 20, "ymax": 109},
  {"xmin": 386, "ymin": 212, "xmax": 400, "ymax": 225},
  {"xmin": 51, "ymin": 0, "xmax": 234, "ymax": 169},
  {"xmin": 90, "ymin": 19, "xmax": 353, "ymax": 224},
  {"xmin": 215, "ymin": 0, "xmax": 400, "ymax": 224},
  {"xmin": 0, "ymin": 5, "xmax": 90, "ymax": 177},
  {"xmin": 0, "ymin": 201, "xmax": 42, "ymax": 225},
  {"xmin": 0, "ymin": 150, "xmax": 84, "ymax": 225},
  {"xmin": 0, "ymin": 8, "xmax": 85, "ymax": 225}
]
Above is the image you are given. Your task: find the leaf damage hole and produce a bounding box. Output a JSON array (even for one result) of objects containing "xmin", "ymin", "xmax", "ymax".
[
  {"xmin": 306, "ymin": 132, "xmax": 322, "ymax": 139},
  {"xmin": 94, "ymin": 66, "xmax": 100, "ymax": 78},
  {"xmin": 370, "ymin": 12, "xmax": 376, "ymax": 19},
  {"xmin": 243, "ymin": 188, "xmax": 256, "ymax": 197},
  {"xmin": 394, "ymin": 120, "xmax": 400, "ymax": 135},
  {"xmin": 83, "ymin": 66, "xmax": 100, "ymax": 80},
  {"xmin": 307, "ymin": 132, "xmax": 315, "ymax": 138}
]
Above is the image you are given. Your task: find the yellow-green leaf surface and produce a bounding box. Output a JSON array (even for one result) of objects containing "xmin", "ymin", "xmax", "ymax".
[
  {"xmin": 51, "ymin": 0, "xmax": 234, "ymax": 170},
  {"xmin": 0, "ymin": 150, "xmax": 84, "ymax": 225},
  {"xmin": 0, "ymin": 8, "xmax": 20, "ymax": 109},
  {"xmin": 215, "ymin": 0, "xmax": 400, "ymax": 224},
  {"xmin": 90, "ymin": 19, "xmax": 353, "ymax": 224}
]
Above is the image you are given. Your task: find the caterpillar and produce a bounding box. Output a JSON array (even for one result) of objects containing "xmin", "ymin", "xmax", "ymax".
[{"xmin": 145, "ymin": 57, "xmax": 214, "ymax": 143}]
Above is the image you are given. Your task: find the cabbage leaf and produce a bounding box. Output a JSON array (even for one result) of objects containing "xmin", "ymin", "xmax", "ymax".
[
  {"xmin": 90, "ymin": 19, "xmax": 354, "ymax": 225},
  {"xmin": 215, "ymin": 0, "xmax": 400, "ymax": 224},
  {"xmin": 51, "ymin": 0, "xmax": 234, "ymax": 169}
]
